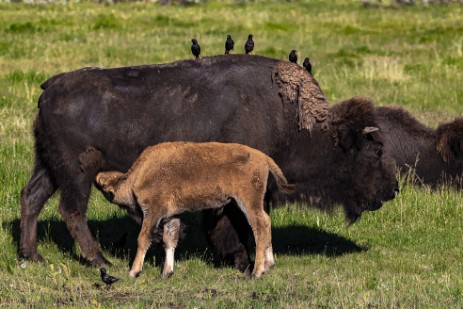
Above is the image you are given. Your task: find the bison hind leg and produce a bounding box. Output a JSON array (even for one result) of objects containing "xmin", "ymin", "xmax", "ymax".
[
  {"xmin": 202, "ymin": 204, "xmax": 252, "ymax": 273},
  {"xmin": 20, "ymin": 162, "xmax": 57, "ymax": 262}
]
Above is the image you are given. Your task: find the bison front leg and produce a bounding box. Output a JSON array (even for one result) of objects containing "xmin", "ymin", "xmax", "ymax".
[
  {"xmin": 160, "ymin": 217, "xmax": 181, "ymax": 279},
  {"xmin": 59, "ymin": 181, "xmax": 111, "ymax": 266},
  {"xmin": 20, "ymin": 163, "xmax": 57, "ymax": 262}
]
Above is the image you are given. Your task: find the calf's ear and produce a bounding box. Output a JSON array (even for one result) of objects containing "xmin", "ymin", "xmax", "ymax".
[{"xmin": 96, "ymin": 171, "xmax": 124, "ymax": 188}]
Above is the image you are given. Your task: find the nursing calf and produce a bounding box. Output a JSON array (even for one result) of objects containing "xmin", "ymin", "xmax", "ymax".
[{"xmin": 95, "ymin": 142, "xmax": 293, "ymax": 278}]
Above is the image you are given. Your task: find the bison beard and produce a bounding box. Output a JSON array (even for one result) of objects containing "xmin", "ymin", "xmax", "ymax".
[{"xmin": 19, "ymin": 55, "xmax": 398, "ymax": 268}]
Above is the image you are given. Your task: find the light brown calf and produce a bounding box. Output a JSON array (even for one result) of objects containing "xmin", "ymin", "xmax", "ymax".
[{"xmin": 96, "ymin": 142, "xmax": 293, "ymax": 279}]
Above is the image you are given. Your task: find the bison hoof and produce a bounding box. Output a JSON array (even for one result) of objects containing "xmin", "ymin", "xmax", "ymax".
[
  {"xmin": 87, "ymin": 253, "xmax": 112, "ymax": 267},
  {"xmin": 19, "ymin": 251, "xmax": 45, "ymax": 263}
]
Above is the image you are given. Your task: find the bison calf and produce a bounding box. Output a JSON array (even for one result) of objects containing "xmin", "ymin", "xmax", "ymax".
[{"xmin": 96, "ymin": 142, "xmax": 293, "ymax": 279}]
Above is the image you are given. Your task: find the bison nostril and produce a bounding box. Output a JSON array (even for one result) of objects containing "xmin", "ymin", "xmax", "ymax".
[{"xmin": 375, "ymin": 148, "xmax": 383, "ymax": 158}]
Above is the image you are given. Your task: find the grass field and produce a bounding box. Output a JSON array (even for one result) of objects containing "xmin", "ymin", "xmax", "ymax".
[{"xmin": 1, "ymin": 0, "xmax": 463, "ymax": 307}]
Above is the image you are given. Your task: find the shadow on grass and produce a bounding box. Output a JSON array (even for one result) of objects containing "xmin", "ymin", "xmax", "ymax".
[{"xmin": 7, "ymin": 212, "xmax": 365, "ymax": 270}]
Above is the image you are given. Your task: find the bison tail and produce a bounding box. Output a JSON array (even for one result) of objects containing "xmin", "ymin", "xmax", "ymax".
[{"xmin": 266, "ymin": 157, "xmax": 294, "ymax": 194}]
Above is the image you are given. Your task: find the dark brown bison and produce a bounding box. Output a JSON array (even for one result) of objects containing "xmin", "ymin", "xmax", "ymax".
[
  {"xmin": 374, "ymin": 106, "xmax": 463, "ymax": 186},
  {"xmin": 20, "ymin": 55, "xmax": 398, "ymax": 267}
]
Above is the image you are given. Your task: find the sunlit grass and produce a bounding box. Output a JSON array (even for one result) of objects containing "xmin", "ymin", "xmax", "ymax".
[{"xmin": 1, "ymin": 0, "xmax": 463, "ymax": 307}]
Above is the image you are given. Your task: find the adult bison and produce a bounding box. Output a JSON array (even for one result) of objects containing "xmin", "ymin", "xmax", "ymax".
[
  {"xmin": 374, "ymin": 106, "xmax": 463, "ymax": 186},
  {"xmin": 20, "ymin": 55, "xmax": 398, "ymax": 267}
]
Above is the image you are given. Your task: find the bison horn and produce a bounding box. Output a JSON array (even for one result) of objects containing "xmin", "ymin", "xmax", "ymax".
[{"xmin": 363, "ymin": 127, "xmax": 379, "ymax": 134}]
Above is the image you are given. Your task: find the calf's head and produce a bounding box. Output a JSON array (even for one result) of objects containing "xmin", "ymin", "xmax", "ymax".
[
  {"xmin": 95, "ymin": 171, "xmax": 125, "ymax": 203},
  {"xmin": 329, "ymin": 97, "xmax": 399, "ymax": 224}
]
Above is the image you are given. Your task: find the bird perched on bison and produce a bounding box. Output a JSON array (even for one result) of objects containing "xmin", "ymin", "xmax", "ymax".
[
  {"xmin": 303, "ymin": 57, "xmax": 312, "ymax": 74},
  {"xmin": 245, "ymin": 34, "xmax": 254, "ymax": 54},
  {"xmin": 191, "ymin": 39, "xmax": 201, "ymax": 59},
  {"xmin": 289, "ymin": 50, "xmax": 297, "ymax": 64},
  {"xmin": 225, "ymin": 35, "xmax": 234, "ymax": 55},
  {"xmin": 100, "ymin": 268, "xmax": 120, "ymax": 288}
]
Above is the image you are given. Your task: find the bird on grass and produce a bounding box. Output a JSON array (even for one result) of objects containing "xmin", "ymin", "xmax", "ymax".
[
  {"xmin": 303, "ymin": 57, "xmax": 312, "ymax": 74},
  {"xmin": 100, "ymin": 268, "xmax": 120, "ymax": 289},
  {"xmin": 225, "ymin": 35, "xmax": 234, "ymax": 55},
  {"xmin": 289, "ymin": 50, "xmax": 298, "ymax": 64},
  {"xmin": 245, "ymin": 34, "xmax": 254, "ymax": 54},
  {"xmin": 191, "ymin": 39, "xmax": 201, "ymax": 59}
]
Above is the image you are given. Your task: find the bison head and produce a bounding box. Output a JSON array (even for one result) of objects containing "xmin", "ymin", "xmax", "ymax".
[
  {"xmin": 435, "ymin": 117, "xmax": 463, "ymax": 180},
  {"xmin": 330, "ymin": 97, "xmax": 399, "ymax": 224}
]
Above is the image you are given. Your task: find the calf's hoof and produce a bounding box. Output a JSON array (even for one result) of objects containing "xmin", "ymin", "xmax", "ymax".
[
  {"xmin": 251, "ymin": 267, "xmax": 266, "ymax": 279},
  {"xmin": 160, "ymin": 270, "xmax": 173, "ymax": 280},
  {"xmin": 129, "ymin": 270, "xmax": 141, "ymax": 279},
  {"xmin": 264, "ymin": 261, "xmax": 275, "ymax": 271}
]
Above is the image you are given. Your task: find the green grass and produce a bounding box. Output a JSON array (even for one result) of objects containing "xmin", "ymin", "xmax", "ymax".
[{"xmin": 1, "ymin": 0, "xmax": 463, "ymax": 307}]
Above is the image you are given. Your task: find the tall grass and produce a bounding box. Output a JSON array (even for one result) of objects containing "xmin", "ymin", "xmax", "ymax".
[{"xmin": 1, "ymin": 1, "xmax": 463, "ymax": 307}]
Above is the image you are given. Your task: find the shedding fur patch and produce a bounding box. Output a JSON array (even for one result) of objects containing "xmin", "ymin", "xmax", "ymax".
[
  {"xmin": 251, "ymin": 169, "xmax": 264, "ymax": 191},
  {"xmin": 273, "ymin": 62, "xmax": 330, "ymax": 131},
  {"xmin": 79, "ymin": 146, "xmax": 104, "ymax": 173}
]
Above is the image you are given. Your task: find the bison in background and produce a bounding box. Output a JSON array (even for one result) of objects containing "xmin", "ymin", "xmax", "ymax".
[
  {"xmin": 374, "ymin": 106, "xmax": 463, "ymax": 187},
  {"xmin": 20, "ymin": 54, "xmax": 398, "ymax": 270}
]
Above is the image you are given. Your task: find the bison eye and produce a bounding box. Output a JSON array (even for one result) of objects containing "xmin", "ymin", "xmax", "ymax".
[
  {"xmin": 363, "ymin": 133, "xmax": 374, "ymax": 141},
  {"xmin": 375, "ymin": 147, "xmax": 383, "ymax": 158}
]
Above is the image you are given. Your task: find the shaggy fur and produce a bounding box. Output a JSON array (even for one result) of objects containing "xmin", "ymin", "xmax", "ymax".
[
  {"xmin": 375, "ymin": 106, "xmax": 463, "ymax": 186},
  {"xmin": 96, "ymin": 142, "xmax": 293, "ymax": 279},
  {"xmin": 20, "ymin": 55, "xmax": 398, "ymax": 269}
]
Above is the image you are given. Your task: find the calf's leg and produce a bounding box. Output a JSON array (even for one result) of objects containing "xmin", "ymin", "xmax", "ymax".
[
  {"xmin": 161, "ymin": 217, "xmax": 181, "ymax": 279},
  {"xmin": 264, "ymin": 244, "xmax": 275, "ymax": 271},
  {"xmin": 237, "ymin": 198, "xmax": 272, "ymax": 279},
  {"xmin": 20, "ymin": 163, "xmax": 57, "ymax": 261},
  {"xmin": 129, "ymin": 208, "xmax": 163, "ymax": 278}
]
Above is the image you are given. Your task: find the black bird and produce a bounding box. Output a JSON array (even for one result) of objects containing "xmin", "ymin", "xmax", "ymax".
[
  {"xmin": 289, "ymin": 50, "xmax": 297, "ymax": 64},
  {"xmin": 100, "ymin": 268, "xmax": 120, "ymax": 288},
  {"xmin": 225, "ymin": 35, "xmax": 234, "ymax": 55},
  {"xmin": 303, "ymin": 57, "xmax": 312, "ymax": 74},
  {"xmin": 191, "ymin": 39, "xmax": 201, "ymax": 59},
  {"xmin": 245, "ymin": 34, "xmax": 254, "ymax": 54}
]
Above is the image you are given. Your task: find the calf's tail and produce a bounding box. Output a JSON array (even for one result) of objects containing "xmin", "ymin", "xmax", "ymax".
[{"xmin": 266, "ymin": 157, "xmax": 295, "ymax": 194}]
